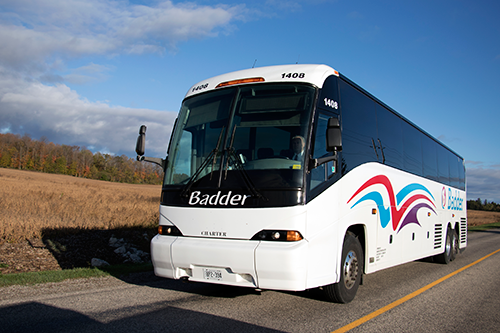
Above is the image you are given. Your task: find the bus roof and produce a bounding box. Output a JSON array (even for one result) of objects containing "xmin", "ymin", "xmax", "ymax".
[
  {"xmin": 182, "ymin": 63, "xmax": 463, "ymax": 161},
  {"xmin": 184, "ymin": 64, "xmax": 339, "ymax": 99}
]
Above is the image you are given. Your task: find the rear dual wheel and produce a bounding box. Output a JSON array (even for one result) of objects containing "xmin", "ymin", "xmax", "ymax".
[{"xmin": 323, "ymin": 232, "xmax": 363, "ymax": 303}]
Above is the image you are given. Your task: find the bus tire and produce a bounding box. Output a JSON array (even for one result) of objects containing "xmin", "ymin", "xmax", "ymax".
[
  {"xmin": 450, "ymin": 229, "xmax": 459, "ymax": 261},
  {"xmin": 323, "ymin": 232, "xmax": 363, "ymax": 303},
  {"xmin": 435, "ymin": 226, "xmax": 457, "ymax": 264}
]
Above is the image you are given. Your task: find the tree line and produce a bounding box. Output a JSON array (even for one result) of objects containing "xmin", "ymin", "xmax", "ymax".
[
  {"xmin": 467, "ymin": 198, "xmax": 500, "ymax": 212},
  {"xmin": 2, "ymin": 132, "xmax": 498, "ymax": 203},
  {"xmin": 0, "ymin": 133, "xmax": 163, "ymax": 185}
]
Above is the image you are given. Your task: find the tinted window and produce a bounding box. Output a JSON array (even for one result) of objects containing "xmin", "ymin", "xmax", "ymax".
[
  {"xmin": 375, "ymin": 104, "xmax": 403, "ymax": 169},
  {"xmin": 437, "ymin": 144, "xmax": 449, "ymax": 185},
  {"xmin": 458, "ymin": 158, "xmax": 465, "ymax": 190},
  {"xmin": 422, "ymin": 135, "xmax": 438, "ymax": 181},
  {"xmin": 402, "ymin": 122, "xmax": 423, "ymax": 176},
  {"xmin": 310, "ymin": 113, "xmax": 336, "ymax": 190},
  {"xmin": 339, "ymin": 80, "xmax": 378, "ymax": 174},
  {"xmin": 164, "ymin": 84, "xmax": 315, "ymax": 189},
  {"xmin": 317, "ymin": 75, "xmax": 340, "ymax": 115},
  {"xmin": 449, "ymin": 154, "xmax": 460, "ymax": 189},
  {"xmin": 165, "ymin": 88, "xmax": 235, "ymax": 185}
]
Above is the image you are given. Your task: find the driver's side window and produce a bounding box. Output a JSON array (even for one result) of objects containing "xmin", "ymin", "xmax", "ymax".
[{"xmin": 310, "ymin": 113, "xmax": 336, "ymax": 190}]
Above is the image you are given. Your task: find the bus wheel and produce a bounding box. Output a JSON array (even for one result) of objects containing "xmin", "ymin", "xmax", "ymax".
[
  {"xmin": 435, "ymin": 226, "xmax": 457, "ymax": 264},
  {"xmin": 450, "ymin": 229, "xmax": 459, "ymax": 261},
  {"xmin": 323, "ymin": 232, "xmax": 363, "ymax": 303}
]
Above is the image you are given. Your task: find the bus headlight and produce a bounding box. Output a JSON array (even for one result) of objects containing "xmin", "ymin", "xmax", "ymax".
[{"xmin": 251, "ymin": 230, "xmax": 303, "ymax": 242}]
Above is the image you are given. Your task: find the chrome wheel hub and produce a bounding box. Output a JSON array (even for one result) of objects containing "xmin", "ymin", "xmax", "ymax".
[{"xmin": 343, "ymin": 250, "xmax": 358, "ymax": 289}]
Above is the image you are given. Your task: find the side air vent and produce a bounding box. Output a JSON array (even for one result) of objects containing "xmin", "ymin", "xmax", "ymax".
[
  {"xmin": 460, "ymin": 218, "xmax": 467, "ymax": 244},
  {"xmin": 434, "ymin": 224, "xmax": 443, "ymax": 249}
]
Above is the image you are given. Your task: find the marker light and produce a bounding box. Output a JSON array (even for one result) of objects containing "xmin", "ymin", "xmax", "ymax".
[
  {"xmin": 251, "ymin": 230, "xmax": 303, "ymax": 242},
  {"xmin": 215, "ymin": 77, "xmax": 265, "ymax": 88},
  {"xmin": 286, "ymin": 231, "xmax": 303, "ymax": 242},
  {"xmin": 158, "ymin": 225, "xmax": 183, "ymax": 236}
]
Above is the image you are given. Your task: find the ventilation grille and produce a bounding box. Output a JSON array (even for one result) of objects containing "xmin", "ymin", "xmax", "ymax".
[
  {"xmin": 434, "ymin": 224, "xmax": 443, "ymax": 249},
  {"xmin": 460, "ymin": 218, "xmax": 467, "ymax": 244}
]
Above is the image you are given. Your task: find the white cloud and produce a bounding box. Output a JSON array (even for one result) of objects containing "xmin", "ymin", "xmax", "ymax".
[
  {"xmin": 63, "ymin": 63, "xmax": 114, "ymax": 85},
  {"xmin": 466, "ymin": 166, "xmax": 500, "ymax": 203},
  {"xmin": 0, "ymin": 0, "xmax": 245, "ymax": 156},
  {"xmin": 0, "ymin": 0, "xmax": 244, "ymax": 72},
  {"xmin": 0, "ymin": 68, "xmax": 176, "ymax": 156}
]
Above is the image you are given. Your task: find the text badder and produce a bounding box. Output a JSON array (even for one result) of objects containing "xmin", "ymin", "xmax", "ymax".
[{"xmin": 188, "ymin": 191, "xmax": 251, "ymax": 206}]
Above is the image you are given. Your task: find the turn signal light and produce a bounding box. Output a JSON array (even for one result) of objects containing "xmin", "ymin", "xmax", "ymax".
[
  {"xmin": 251, "ymin": 230, "xmax": 303, "ymax": 242},
  {"xmin": 216, "ymin": 77, "xmax": 265, "ymax": 88},
  {"xmin": 286, "ymin": 231, "xmax": 303, "ymax": 241},
  {"xmin": 158, "ymin": 225, "xmax": 183, "ymax": 236}
]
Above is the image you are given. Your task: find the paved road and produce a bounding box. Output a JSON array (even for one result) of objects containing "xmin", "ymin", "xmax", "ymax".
[{"xmin": 1, "ymin": 230, "xmax": 499, "ymax": 333}]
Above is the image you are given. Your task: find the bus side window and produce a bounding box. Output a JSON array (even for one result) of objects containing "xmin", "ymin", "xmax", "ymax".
[
  {"xmin": 310, "ymin": 113, "xmax": 336, "ymax": 190},
  {"xmin": 402, "ymin": 121, "xmax": 423, "ymax": 176},
  {"xmin": 375, "ymin": 104, "xmax": 403, "ymax": 169},
  {"xmin": 339, "ymin": 79, "xmax": 378, "ymax": 173},
  {"xmin": 437, "ymin": 145, "xmax": 449, "ymax": 185},
  {"xmin": 422, "ymin": 134, "xmax": 438, "ymax": 182}
]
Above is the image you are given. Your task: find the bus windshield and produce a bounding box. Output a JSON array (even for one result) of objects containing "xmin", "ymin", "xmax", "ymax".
[{"xmin": 164, "ymin": 84, "xmax": 316, "ymax": 190}]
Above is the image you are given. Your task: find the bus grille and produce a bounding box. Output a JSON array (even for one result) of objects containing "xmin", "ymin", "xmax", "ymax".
[{"xmin": 434, "ymin": 224, "xmax": 443, "ymax": 249}]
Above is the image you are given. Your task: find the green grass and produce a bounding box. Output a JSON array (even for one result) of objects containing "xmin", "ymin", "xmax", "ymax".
[
  {"xmin": 468, "ymin": 221, "xmax": 500, "ymax": 232},
  {"xmin": 0, "ymin": 263, "xmax": 153, "ymax": 288}
]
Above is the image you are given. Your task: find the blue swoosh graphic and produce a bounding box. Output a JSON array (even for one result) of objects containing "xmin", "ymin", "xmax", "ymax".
[{"xmin": 396, "ymin": 183, "xmax": 435, "ymax": 206}]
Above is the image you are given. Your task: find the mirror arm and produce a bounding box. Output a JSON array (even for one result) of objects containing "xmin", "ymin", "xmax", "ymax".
[
  {"xmin": 137, "ymin": 155, "xmax": 166, "ymax": 169},
  {"xmin": 309, "ymin": 152, "xmax": 338, "ymax": 170}
]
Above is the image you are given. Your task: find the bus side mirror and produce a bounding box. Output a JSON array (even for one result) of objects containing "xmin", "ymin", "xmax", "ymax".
[
  {"xmin": 326, "ymin": 117, "xmax": 342, "ymax": 152},
  {"xmin": 309, "ymin": 117, "xmax": 342, "ymax": 171},
  {"xmin": 136, "ymin": 125, "xmax": 146, "ymax": 156},
  {"xmin": 135, "ymin": 125, "xmax": 166, "ymax": 169}
]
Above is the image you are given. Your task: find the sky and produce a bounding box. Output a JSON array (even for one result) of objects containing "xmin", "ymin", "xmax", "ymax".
[{"xmin": 0, "ymin": 0, "xmax": 499, "ymax": 202}]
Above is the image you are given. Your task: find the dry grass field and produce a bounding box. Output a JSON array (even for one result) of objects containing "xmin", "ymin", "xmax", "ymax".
[
  {"xmin": 0, "ymin": 168, "xmax": 161, "ymax": 243},
  {"xmin": 467, "ymin": 209, "xmax": 500, "ymax": 226}
]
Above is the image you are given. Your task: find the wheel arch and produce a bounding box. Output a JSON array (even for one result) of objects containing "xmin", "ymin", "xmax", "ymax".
[{"xmin": 346, "ymin": 224, "xmax": 366, "ymax": 273}]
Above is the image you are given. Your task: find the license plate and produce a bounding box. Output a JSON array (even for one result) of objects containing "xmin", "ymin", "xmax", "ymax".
[{"xmin": 203, "ymin": 268, "xmax": 223, "ymax": 281}]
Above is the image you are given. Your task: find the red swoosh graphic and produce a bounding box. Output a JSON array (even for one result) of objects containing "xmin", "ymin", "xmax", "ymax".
[{"xmin": 347, "ymin": 175, "xmax": 435, "ymax": 231}]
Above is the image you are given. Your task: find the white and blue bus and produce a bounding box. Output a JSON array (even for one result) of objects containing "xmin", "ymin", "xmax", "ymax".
[{"xmin": 136, "ymin": 64, "xmax": 466, "ymax": 303}]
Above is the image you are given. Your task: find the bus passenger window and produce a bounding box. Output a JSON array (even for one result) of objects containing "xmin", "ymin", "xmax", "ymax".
[
  {"xmin": 339, "ymin": 80, "xmax": 378, "ymax": 173},
  {"xmin": 375, "ymin": 104, "xmax": 403, "ymax": 169},
  {"xmin": 402, "ymin": 121, "xmax": 423, "ymax": 177},
  {"xmin": 422, "ymin": 135, "xmax": 438, "ymax": 181}
]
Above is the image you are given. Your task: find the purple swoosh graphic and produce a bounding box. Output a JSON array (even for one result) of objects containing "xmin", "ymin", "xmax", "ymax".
[{"xmin": 397, "ymin": 203, "xmax": 436, "ymax": 233}]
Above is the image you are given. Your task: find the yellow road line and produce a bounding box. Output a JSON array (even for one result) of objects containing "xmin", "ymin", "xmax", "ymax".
[{"xmin": 332, "ymin": 248, "xmax": 500, "ymax": 333}]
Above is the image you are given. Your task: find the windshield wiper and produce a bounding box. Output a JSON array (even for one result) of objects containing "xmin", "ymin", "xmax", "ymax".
[
  {"xmin": 226, "ymin": 149, "xmax": 266, "ymax": 201},
  {"xmin": 223, "ymin": 125, "xmax": 266, "ymax": 201},
  {"xmin": 180, "ymin": 126, "xmax": 225, "ymax": 198},
  {"xmin": 223, "ymin": 125, "xmax": 237, "ymax": 181}
]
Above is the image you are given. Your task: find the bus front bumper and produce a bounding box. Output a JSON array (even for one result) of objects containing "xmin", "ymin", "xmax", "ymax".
[{"xmin": 151, "ymin": 234, "xmax": 308, "ymax": 291}]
